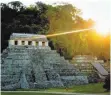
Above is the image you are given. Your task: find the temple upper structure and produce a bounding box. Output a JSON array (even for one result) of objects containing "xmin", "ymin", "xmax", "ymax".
[{"xmin": 9, "ymin": 33, "xmax": 48, "ymax": 47}]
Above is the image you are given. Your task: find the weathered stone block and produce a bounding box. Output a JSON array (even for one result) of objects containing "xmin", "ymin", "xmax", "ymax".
[{"xmin": 1, "ymin": 45, "xmax": 88, "ymax": 90}]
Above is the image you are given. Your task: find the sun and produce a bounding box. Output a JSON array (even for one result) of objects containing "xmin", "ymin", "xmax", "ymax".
[{"xmin": 95, "ymin": 22, "xmax": 110, "ymax": 36}]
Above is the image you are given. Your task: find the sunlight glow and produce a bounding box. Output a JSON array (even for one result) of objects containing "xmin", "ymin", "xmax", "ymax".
[
  {"xmin": 95, "ymin": 22, "xmax": 110, "ymax": 36},
  {"xmin": 46, "ymin": 28, "xmax": 93, "ymax": 38}
]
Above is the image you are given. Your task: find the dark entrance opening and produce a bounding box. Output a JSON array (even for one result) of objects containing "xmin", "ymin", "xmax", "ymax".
[
  {"xmin": 15, "ymin": 41, "xmax": 18, "ymax": 45},
  {"xmin": 22, "ymin": 41, "xmax": 25, "ymax": 45},
  {"xmin": 28, "ymin": 41, "xmax": 32, "ymax": 45},
  {"xmin": 42, "ymin": 42, "xmax": 45, "ymax": 46},
  {"xmin": 36, "ymin": 42, "xmax": 38, "ymax": 46}
]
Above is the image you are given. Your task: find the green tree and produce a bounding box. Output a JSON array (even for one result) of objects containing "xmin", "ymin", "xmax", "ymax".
[
  {"xmin": 46, "ymin": 3, "xmax": 94, "ymax": 59},
  {"xmin": 1, "ymin": 1, "xmax": 49, "ymax": 52},
  {"xmin": 8, "ymin": 1, "xmax": 24, "ymax": 11}
]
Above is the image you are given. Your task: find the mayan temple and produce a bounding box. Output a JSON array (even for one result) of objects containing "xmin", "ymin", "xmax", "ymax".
[{"xmin": 1, "ymin": 33, "xmax": 88, "ymax": 90}]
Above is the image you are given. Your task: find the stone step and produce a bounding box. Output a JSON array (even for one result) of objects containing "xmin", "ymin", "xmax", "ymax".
[
  {"xmin": 1, "ymin": 46, "xmax": 88, "ymax": 89},
  {"xmin": 1, "ymin": 75, "xmax": 20, "ymax": 79},
  {"xmin": 41, "ymin": 55, "xmax": 65, "ymax": 61},
  {"xmin": 8, "ymin": 52, "xmax": 28, "ymax": 55},
  {"xmin": 9, "ymin": 47, "xmax": 51, "ymax": 52},
  {"xmin": 1, "ymin": 78, "xmax": 19, "ymax": 83},
  {"xmin": 1, "ymin": 69, "xmax": 21, "ymax": 74},
  {"xmin": 6, "ymin": 55, "xmax": 29, "ymax": 59},
  {"xmin": 52, "ymin": 64, "xmax": 76, "ymax": 70},
  {"xmin": 32, "ymin": 50, "xmax": 57, "ymax": 54}
]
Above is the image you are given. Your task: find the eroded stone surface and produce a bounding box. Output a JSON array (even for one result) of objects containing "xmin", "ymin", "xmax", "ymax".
[{"xmin": 1, "ymin": 46, "xmax": 88, "ymax": 90}]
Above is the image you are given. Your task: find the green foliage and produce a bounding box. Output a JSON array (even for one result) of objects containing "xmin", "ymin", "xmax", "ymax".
[
  {"xmin": 1, "ymin": 92, "xmax": 57, "ymax": 95},
  {"xmin": 1, "ymin": 1, "xmax": 49, "ymax": 52},
  {"xmin": 1, "ymin": 1, "xmax": 110, "ymax": 61},
  {"xmin": 46, "ymin": 4, "xmax": 80, "ymax": 32},
  {"xmin": 8, "ymin": 1, "xmax": 24, "ymax": 11},
  {"xmin": 46, "ymin": 83, "xmax": 107, "ymax": 93}
]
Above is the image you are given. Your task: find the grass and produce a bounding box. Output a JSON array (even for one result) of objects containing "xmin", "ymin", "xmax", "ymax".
[
  {"xmin": 45, "ymin": 83, "xmax": 109, "ymax": 93},
  {"xmin": 1, "ymin": 92, "xmax": 59, "ymax": 95},
  {"xmin": 1, "ymin": 83, "xmax": 110, "ymax": 95}
]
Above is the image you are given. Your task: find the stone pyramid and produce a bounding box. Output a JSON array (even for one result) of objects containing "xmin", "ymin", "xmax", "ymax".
[{"xmin": 1, "ymin": 33, "xmax": 88, "ymax": 90}]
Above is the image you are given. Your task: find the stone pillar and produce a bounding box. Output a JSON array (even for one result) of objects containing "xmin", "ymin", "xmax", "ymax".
[
  {"xmin": 9, "ymin": 40, "xmax": 14, "ymax": 46},
  {"xmin": 32, "ymin": 41, "xmax": 36, "ymax": 46},
  {"xmin": 45, "ymin": 42, "xmax": 48, "ymax": 46},
  {"xmin": 39, "ymin": 41, "xmax": 42, "ymax": 46},
  {"xmin": 25, "ymin": 41, "xmax": 28, "ymax": 45},
  {"xmin": 18, "ymin": 40, "xmax": 22, "ymax": 45}
]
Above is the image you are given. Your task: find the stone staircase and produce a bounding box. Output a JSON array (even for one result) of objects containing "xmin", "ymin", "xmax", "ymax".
[{"xmin": 1, "ymin": 46, "xmax": 88, "ymax": 90}]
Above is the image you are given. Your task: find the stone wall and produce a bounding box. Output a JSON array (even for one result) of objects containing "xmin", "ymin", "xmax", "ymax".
[{"xmin": 1, "ymin": 46, "xmax": 88, "ymax": 90}]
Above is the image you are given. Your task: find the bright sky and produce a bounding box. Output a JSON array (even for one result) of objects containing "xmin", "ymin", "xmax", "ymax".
[{"xmin": 1, "ymin": 0, "xmax": 111, "ymax": 35}]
